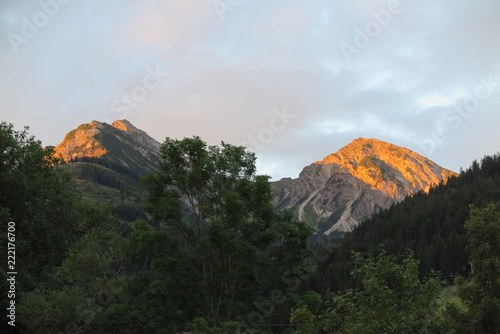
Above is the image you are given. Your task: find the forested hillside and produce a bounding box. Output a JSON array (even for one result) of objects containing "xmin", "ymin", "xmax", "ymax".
[
  {"xmin": 1, "ymin": 122, "xmax": 498, "ymax": 333},
  {"xmin": 271, "ymin": 137, "xmax": 456, "ymax": 235},
  {"xmin": 314, "ymin": 153, "xmax": 500, "ymax": 292},
  {"xmin": 58, "ymin": 157, "xmax": 147, "ymax": 223}
]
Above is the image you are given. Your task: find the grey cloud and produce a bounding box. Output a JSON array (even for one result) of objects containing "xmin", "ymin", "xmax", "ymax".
[{"xmin": 0, "ymin": 0, "xmax": 499, "ymax": 180}]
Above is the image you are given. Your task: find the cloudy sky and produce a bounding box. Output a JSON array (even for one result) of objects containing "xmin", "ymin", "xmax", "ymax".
[{"xmin": 1, "ymin": 0, "xmax": 499, "ymax": 180}]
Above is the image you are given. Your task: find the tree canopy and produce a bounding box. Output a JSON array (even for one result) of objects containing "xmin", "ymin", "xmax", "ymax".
[
  {"xmin": 133, "ymin": 136, "xmax": 313, "ymax": 331},
  {"xmin": 4, "ymin": 122, "xmax": 499, "ymax": 333},
  {"xmin": 291, "ymin": 249, "xmax": 443, "ymax": 334}
]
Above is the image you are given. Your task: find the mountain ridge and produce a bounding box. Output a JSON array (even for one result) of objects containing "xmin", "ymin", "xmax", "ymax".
[
  {"xmin": 272, "ymin": 137, "xmax": 457, "ymax": 234},
  {"xmin": 52, "ymin": 120, "xmax": 457, "ymax": 234},
  {"xmin": 54, "ymin": 119, "xmax": 160, "ymax": 174},
  {"xmin": 315, "ymin": 137, "xmax": 455, "ymax": 196}
]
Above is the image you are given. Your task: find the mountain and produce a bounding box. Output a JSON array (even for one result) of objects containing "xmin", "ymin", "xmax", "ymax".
[
  {"xmin": 272, "ymin": 137, "xmax": 457, "ymax": 235},
  {"xmin": 315, "ymin": 153, "xmax": 500, "ymax": 292},
  {"xmin": 53, "ymin": 122, "xmax": 456, "ymax": 232},
  {"xmin": 54, "ymin": 120, "xmax": 160, "ymax": 221},
  {"xmin": 54, "ymin": 119, "xmax": 160, "ymax": 174}
]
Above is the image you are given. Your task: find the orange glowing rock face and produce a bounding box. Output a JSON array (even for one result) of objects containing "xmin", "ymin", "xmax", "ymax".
[
  {"xmin": 273, "ymin": 137, "xmax": 458, "ymax": 234},
  {"xmin": 53, "ymin": 119, "xmax": 161, "ymax": 174},
  {"xmin": 54, "ymin": 122, "xmax": 108, "ymax": 162},
  {"xmin": 111, "ymin": 120, "xmax": 133, "ymax": 132},
  {"xmin": 314, "ymin": 138, "xmax": 457, "ymax": 199}
]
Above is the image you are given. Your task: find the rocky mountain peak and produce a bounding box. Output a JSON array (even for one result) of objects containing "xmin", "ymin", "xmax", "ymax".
[
  {"xmin": 111, "ymin": 119, "xmax": 137, "ymax": 132},
  {"xmin": 317, "ymin": 138, "xmax": 396, "ymax": 164},
  {"xmin": 273, "ymin": 138, "xmax": 457, "ymax": 234},
  {"xmin": 314, "ymin": 137, "xmax": 454, "ymax": 198},
  {"xmin": 54, "ymin": 119, "xmax": 160, "ymax": 174}
]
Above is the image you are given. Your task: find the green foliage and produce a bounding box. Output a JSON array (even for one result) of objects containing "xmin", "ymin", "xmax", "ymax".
[
  {"xmin": 67, "ymin": 156, "xmax": 141, "ymax": 179},
  {"xmin": 0, "ymin": 123, "xmax": 119, "ymax": 333},
  {"xmin": 0, "ymin": 123, "xmax": 104, "ymax": 283},
  {"xmin": 436, "ymin": 284, "xmax": 468, "ymax": 316},
  {"xmin": 98, "ymin": 123, "xmax": 159, "ymax": 172},
  {"xmin": 270, "ymin": 177, "xmax": 294, "ymax": 193},
  {"xmin": 122, "ymin": 223, "xmax": 196, "ymax": 331},
  {"xmin": 15, "ymin": 120, "xmax": 500, "ymax": 333},
  {"xmin": 19, "ymin": 286, "xmax": 89, "ymax": 334},
  {"xmin": 291, "ymin": 249, "xmax": 443, "ymax": 334},
  {"xmin": 289, "ymin": 305, "xmax": 319, "ymax": 334},
  {"xmin": 465, "ymin": 203, "xmax": 500, "ymax": 296},
  {"xmin": 137, "ymin": 136, "xmax": 313, "ymax": 330},
  {"xmin": 304, "ymin": 202, "xmax": 500, "ymax": 334},
  {"xmin": 191, "ymin": 317, "xmax": 241, "ymax": 334},
  {"xmin": 64, "ymin": 128, "xmax": 78, "ymax": 141},
  {"xmin": 440, "ymin": 203, "xmax": 500, "ymax": 333},
  {"xmin": 18, "ymin": 227, "xmax": 127, "ymax": 334},
  {"xmin": 318, "ymin": 154, "xmax": 500, "ymax": 293},
  {"xmin": 59, "ymin": 156, "xmax": 148, "ymax": 224},
  {"xmin": 77, "ymin": 123, "xmax": 94, "ymax": 131},
  {"xmin": 79, "ymin": 163, "xmax": 125, "ymax": 189}
]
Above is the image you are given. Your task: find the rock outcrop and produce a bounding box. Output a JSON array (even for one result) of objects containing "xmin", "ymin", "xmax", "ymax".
[
  {"xmin": 272, "ymin": 138, "xmax": 457, "ymax": 234},
  {"xmin": 54, "ymin": 119, "xmax": 160, "ymax": 174}
]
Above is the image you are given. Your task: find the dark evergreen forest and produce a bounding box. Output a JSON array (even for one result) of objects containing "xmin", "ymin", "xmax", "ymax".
[
  {"xmin": 313, "ymin": 154, "xmax": 500, "ymax": 293},
  {"xmin": 1, "ymin": 122, "xmax": 498, "ymax": 333}
]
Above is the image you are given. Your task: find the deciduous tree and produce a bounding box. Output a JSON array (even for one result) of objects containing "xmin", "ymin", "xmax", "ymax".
[
  {"xmin": 137, "ymin": 136, "xmax": 312, "ymax": 329},
  {"xmin": 291, "ymin": 249, "xmax": 442, "ymax": 333}
]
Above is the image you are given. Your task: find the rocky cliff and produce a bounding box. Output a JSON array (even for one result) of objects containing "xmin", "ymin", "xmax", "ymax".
[
  {"xmin": 272, "ymin": 138, "xmax": 457, "ymax": 234},
  {"xmin": 54, "ymin": 119, "xmax": 160, "ymax": 174}
]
